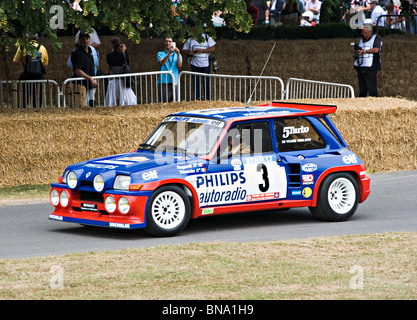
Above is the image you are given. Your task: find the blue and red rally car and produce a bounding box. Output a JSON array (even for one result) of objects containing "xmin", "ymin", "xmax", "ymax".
[{"xmin": 50, "ymin": 102, "xmax": 370, "ymax": 236}]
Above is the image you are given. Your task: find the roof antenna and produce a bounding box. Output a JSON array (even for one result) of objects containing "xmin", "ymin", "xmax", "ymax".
[{"xmin": 246, "ymin": 42, "xmax": 277, "ymax": 108}]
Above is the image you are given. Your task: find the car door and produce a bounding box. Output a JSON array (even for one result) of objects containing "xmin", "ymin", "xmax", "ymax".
[
  {"xmin": 273, "ymin": 116, "xmax": 327, "ymax": 198},
  {"xmin": 199, "ymin": 120, "xmax": 287, "ymax": 208}
]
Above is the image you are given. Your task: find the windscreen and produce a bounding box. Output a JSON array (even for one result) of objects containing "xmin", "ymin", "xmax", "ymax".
[{"xmin": 142, "ymin": 116, "xmax": 225, "ymax": 156}]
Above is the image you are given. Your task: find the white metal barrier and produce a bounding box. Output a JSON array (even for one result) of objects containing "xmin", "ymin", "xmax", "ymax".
[
  {"xmin": 285, "ymin": 78, "xmax": 355, "ymax": 100},
  {"xmin": 0, "ymin": 79, "xmax": 60, "ymax": 108},
  {"xmin": 61, "ymin": 71, "xmax": 175, "ymax": 108},
  {"xmin": 177, "ymin": 71, "xmax": 285, "ymax": 102},
  {"xmin": 1, "ymin": 73, "xmax": 355, "ymax": 109}
]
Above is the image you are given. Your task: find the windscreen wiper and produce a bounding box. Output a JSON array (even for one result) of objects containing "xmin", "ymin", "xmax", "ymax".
[{"xmin": 138, "ymin": 143, "xmax": 156, "ymax": 151}]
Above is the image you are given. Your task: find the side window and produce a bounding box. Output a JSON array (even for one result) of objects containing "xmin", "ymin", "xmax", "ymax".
[
  {"xmin": 252, "ymin": 121, "xmax": 273, "ymax": 154},
  {"xmin": 274, "ymin": 117, "xmax": 326, "ymax": 152},
  {"xmin": 219, "ymin": 121, "xmax": 273, "ymax": 158}
]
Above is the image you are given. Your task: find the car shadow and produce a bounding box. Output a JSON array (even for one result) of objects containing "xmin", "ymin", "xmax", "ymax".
[{"xmin": 49, "ymin": 207, "xmax": 319, "ymax": 240}]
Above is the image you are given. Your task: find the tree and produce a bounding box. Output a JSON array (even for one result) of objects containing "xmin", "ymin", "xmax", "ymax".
[{"xmin": 1, "ymin": 0, "xmax": 252, "ymax": 53}]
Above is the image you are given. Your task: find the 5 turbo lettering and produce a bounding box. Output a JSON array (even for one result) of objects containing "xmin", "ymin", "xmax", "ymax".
[{"xmin": 282, "ymin": 126, "xmax": 309, "ymax": 138}]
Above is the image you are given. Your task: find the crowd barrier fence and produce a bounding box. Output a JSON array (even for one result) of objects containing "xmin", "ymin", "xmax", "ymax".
[
  {"xmin": 61, "ymin": 71, "xmax": 175, "ymax": 108},
  {"xmin": 1, "ymin": 72, "xmax": 355, "ymax": 109},
  {"xmin": 177, "ymin": 71, "xmax": 285, "ymax": 103},
  {"xmin": 0, "ymin": 79, "xmax": 60, "ymax": 108},
  {"xmin": 285, "ymin": 78, "xmax": 355, "ymax": 100}
]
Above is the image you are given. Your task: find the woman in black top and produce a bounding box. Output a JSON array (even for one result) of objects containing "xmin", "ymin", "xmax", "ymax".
[
  {"xmin": 104, "ymin": 37, "xmax": 137, "ymax": 106},
  {"xmin": 106, "ymin": 37, "xmax": 129, "ymax": 72}
]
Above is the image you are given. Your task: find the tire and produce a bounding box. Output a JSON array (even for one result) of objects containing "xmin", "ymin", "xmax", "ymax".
[
  {"xmin": 310, "ymin": 173, "xmax": 359, "ymax": 222},
  {"xmin": 145, "ymin": 185, "xmax": 191, "ymax": 236}
]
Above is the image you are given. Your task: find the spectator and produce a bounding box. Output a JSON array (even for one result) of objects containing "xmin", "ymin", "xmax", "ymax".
[
  {"xmin": 67, "ymin": 42, "xmax": 99, "ymax": 77},
  {"xmin": 269, "ymin": 0, "xmax": 286, "ymax": 26},
  {"xmin": 75, "ymin": 28, "xmax": 101, "ymax": 51},
  {"xmin": 379, "ymin": 0, "xmax": 390, "ymax": 8},
  {"xmin": 407, "ymin": 0, "xmax": 417, "ymax": 34},
  {"xmin": 70, "ymin": 31, "xmax": 98, "ymax": 107},
  {"xmin": 385, "ymin": 2, "xmax": 405, "ymax": 30},
  {"xmin": 104, "ymin": 37, "xmax": 137, "ymax": 107},
  {"xmin": 252, "ymin": 0, "xmax": 270, "ymax": 25},
  {"xmin": 245, "ymin": 0, "xmax": 259, "ymax": 26},
  {"xmin": 353, "ymin": 23, "xmax": 382, "ymax": 97},
  {"xmin": 298, "ymin": 0, "xmax": 305, "ymax": 14},
  {"xmin": 12, "ymin": 34, "xmax": 48, "ymax": 108},
  {"xmin": 182, "ymin": 22, "xmax": 216, "ymax": 100},
  {"xmin": 157, "ymin": 37, "xmax": 182, "ymax": 102},
  {"xmin": 370, "ymin": 0, "xmax": 386, "ymax": 27},
  {"xmin": 350, "ymin": 0, "xmax": 372, "ymax": 18},
  {"xmin": 67, "ymin": 40, "xmax": 99, "ymax": 108},
  {"xmin": 301, "ymin": 11, "xmax": 316, "ymax": 26},
  {"xmin": 281, "ymin": 0, "xmax": 301, "ymax": 25},
  {"xmin": 305, "ymin": 0, "xmax": 322, "ymax": 23}
]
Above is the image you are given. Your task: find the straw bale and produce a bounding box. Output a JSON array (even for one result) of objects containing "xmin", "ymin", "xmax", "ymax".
[{"xmin": 1, "ymin": 98, "xmax": 416, "ymax": 188}]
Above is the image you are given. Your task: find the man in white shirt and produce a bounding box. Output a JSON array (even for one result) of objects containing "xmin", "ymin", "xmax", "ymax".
[
  {"xmin": 370, "ymin": 0, "xmax": 386, "ymax": 26},
  {"xmin": 305, "ymin": 0, "xmax": 322, "ymax": 22},
  {"xmin": 182, "ymin": 22, "xmax": 216, "ymax": 100}
]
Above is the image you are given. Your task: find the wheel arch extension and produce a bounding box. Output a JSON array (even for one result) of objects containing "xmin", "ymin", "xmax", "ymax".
[
  {"xmin": 144, "ymin": 179, "xmax": 200, "ymax": 218},
  {"xmin": 312, "ymin": 166, "xmax": 364, "ymax": 207}
]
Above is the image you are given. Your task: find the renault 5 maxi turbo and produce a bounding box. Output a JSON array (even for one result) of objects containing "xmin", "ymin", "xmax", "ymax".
[{"xmin": 49, "ymin": 102, "xmax": 370, "ymax": 236}]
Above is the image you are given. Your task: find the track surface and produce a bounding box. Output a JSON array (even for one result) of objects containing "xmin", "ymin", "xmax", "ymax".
[{"xmin": 1, "ymin": 170, "xmax": 416, "ymax": 259}]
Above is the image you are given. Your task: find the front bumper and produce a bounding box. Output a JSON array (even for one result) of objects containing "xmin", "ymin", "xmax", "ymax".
[{"xmin": 49, "ymin": 184, "xmax": 151, "ymax": 229}]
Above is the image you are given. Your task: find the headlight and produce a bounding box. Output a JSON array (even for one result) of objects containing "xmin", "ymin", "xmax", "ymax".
[
  {"xmin": 67, "ymin": 171, "xmax": 78, "ymax": 189},
  {"xmin": 118, "ymin": 197, "xmax": 130, "ymax": 214},
  {"xmin": 93, "ymin": 174, "xmax": 105, "ymax": 192},
  {"xmin": 50, "ymin": 189, "xmax": 60, "ymax": 206},
  {"xmin": 60, "ymin": 190, "xmax": 69, "ymax": 207},
  {"xmin": 105, "ymin": 196, "xmax": 117, "ymax": 213},
  {"xmin": 114, "ymin": 175, "xmax": 131, "ymax": 190}
]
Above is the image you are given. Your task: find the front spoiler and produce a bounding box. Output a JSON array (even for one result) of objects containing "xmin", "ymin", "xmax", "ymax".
[{"xmin": 49, "ymin": 214, "xmax": 146, "ymax": 229}]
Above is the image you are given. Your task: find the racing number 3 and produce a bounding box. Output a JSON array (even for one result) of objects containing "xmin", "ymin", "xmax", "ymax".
[{"xmin": 257, "ymin": 163, "xmax": 269, "ymax": 192}]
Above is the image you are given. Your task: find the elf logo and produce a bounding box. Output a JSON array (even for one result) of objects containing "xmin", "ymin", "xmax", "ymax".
[
  {"xmin": 342, "ymin": 154, "xmax": 358, "ymax": 164},
  {"xmin": 142, "ymin": 170, "xmax": 158, "ymax": 180}
]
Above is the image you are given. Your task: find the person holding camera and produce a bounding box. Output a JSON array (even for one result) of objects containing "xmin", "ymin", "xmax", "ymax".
[
  {"xmin": 104, "ymin": 37, "xmax": 137, "ymax": 106},
  {"xmin": 157, "ymin": 37, "xmax": 182, "ymax": 103},
  {"xmin": 183, "ymin": 22, "xmax": 216, "ymax": 100},
  {"xmin": 353, "ymin": 23, "xmax": 382, "ymax": 97}
]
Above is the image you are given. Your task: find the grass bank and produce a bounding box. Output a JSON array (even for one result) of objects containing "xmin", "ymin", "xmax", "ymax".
[{"xmin": 0, "ymin": 232, "xmax": 416, "ymax": 300}]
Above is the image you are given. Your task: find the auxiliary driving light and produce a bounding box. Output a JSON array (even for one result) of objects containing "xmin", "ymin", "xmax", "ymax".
[
  {"xmin": 118, "ymin": 197, "xmax": 130, "ymax": 214},
  {"xmin": 105, "ymin": 196, "xmax": 117, "ymax": 213},
  {"xmin": 50, "ymin": 189, "xmax": 60, "ymax": 206},
  {"xmin": 60, "ymin": 190, "xmax": 70, "ymax": 208}
]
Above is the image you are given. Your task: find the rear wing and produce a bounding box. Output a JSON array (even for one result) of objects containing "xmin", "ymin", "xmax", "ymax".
[{"xmin": 259, "ymin": 101, "xmax": 337, "ymax": 117}]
